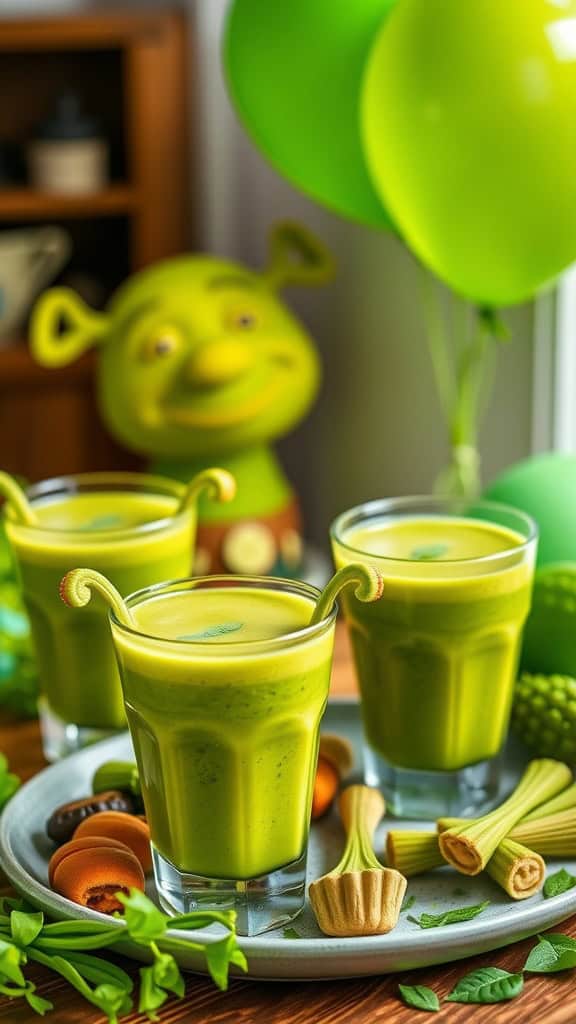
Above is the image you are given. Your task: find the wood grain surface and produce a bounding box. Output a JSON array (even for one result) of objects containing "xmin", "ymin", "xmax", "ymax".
[{"xmin": 0, "ymin": 624, "xmax": 574, "ymax": 1023}]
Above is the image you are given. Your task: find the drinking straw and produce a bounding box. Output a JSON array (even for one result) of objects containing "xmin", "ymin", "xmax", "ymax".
[
  {"xmin": 310, "ymin": 564, "xmax": 384, "ymax": 626},
  {"xmin": 60, "ymin": 568, "xmax": 135, "ymax": 627},
  {"xmin": 0, "ymin": 471, "xmax": 38, "ymax": 527},
  {"xmin": 177, "ymin": 468, "xmax": 236, "ymax": 514}
]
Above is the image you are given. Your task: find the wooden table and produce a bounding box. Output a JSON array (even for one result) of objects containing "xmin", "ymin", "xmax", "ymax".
[{"xmin": 0, "ymin": 627, "xmax": 574, "ymax": 1023}]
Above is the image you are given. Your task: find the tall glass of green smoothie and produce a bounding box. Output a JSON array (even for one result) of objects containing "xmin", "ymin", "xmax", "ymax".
[
  {"xmin": 4, "ymin": 472, "xmax": 209, "ymax": 760},
  {"xmin": 110, "ymin": 575, "xmax": 336, "ymax": 936},
  {"xmin": 331, "ymin": 497, "xmax": 538, "ymax": 818}
]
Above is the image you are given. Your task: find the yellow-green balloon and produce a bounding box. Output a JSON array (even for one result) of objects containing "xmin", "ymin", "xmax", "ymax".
[
  {"xmin": 224, "ymin": 0, "xmax": 396, "ymax": 230},
  {"xmin": 362, "ymin": 0, "xmax": 576, "ymax": 306}
]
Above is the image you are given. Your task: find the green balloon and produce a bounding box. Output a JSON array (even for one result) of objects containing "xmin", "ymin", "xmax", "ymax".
[
  {"xmin": 361, "ymin": 0, "xmax": 576, "ymax": 306},
  {"xmin": 224, "ymin": 0, "xmax": 396, "ymax": 230}
]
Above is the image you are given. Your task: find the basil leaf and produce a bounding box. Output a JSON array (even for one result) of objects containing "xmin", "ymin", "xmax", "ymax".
[
  {"xmin": 399, "ymin": 983, "xmax": 440, "ymax": 1012},
  {"xmin": 0, "ymin": 939, "xmax": 26, "ymax": 986},
  {"xmin": 408, "ymin": 901, "xmax": 490, "ymax": 929},
  {"xmin": 446, "ymin": 967, "xmax": 524, "ymax": 1004},
  {"xmin": 400, "ymin": 895, "xmax": 416, "ymax": 913},
  {"xmin": 524, "ymin": 933, "xmax": 576, "ymax": 973},
  {"xmin": 283, "ymin": 928, "xmax": 303, "ymax": 939},
  {"xmin": 116, "ymin": 889, "xmax": 167, "ymax": 942},
  {"xmin": 543, "ymin": 869, "xmax": 576, "ymax": 899},
  {"xmin": 10, "ymin": 911, "xmax": 44, "ymax": 947},
  {"xmin": 411, "ymin": 543, "xmax": 449, "ymax": 561},
  {"xmin": 204, "ymin": 933, "xmax": 247, "ymax": 991}
]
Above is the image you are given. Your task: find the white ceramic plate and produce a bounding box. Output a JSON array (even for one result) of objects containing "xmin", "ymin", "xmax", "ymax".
[{"xmin": 1, "ymin": 701, "xmax": 575, "ymax": 980}]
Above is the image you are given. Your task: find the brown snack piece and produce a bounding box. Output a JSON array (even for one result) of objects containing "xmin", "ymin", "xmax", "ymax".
[
  {"xmin": 48, "ymin": 835, "xmax": 131, "ymax": 887},
  {"xmin": 46, "ymin": 790, "xmax": 136, "ymax": 844},
  {"xmin": 74, "ymin": 811, "xmax": 152, "ymax": 873},
  {"xmin": 50, "ymin": 842, "xmax": 145, "ymax": 914},
  {"xmin": 311, "ymin": 756, "xmax": 340, "ymax": 820}
]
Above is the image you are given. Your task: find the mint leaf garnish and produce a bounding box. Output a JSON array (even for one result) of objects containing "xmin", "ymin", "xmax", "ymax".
[
  {"xmin": 178, "ymin": 622, "xmax": 244, "ymax": 641},
  {"xmin": 446, "ymin": 967, "xmax": 523, "ymax": 1004},
  {"xmin": 543, "ymin": 869, "xmax": 576, "ymax": 899},
  {"xmin": 399, "ymin": 984, "xmax": 440, "ymax": 1012},
  {"xmin": 283, "ymin": 927, "xmax": 303, "ymax": 939},
  {"xmin": 400, "ymin": 894, "xmax": 415, "ymax": 913},
  {"xmin": 411, "ymin": 543, "xmax": 450, "ymax": 561},
  {"xmin": 78, "ymin": 515, "xmax": 123, "ymax": 531},
  {"xmin": 408, "ymin": 901, "xmax": 490, "ymax": 929},
  {"xmin": 524, "ymin": 934, "xmax": 576, "ymax": 973}
]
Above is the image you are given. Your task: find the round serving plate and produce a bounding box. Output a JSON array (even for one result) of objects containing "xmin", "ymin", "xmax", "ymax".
[{"xmin": 1, "ymin": 700, "xmax": 575, "ymax": 980}]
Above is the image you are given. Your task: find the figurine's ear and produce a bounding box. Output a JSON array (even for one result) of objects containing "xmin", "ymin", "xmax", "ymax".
[
  {"xmin": 30, "ymin": 287, "xmax": 109, "ymax": 367},
  {"xmin": 264, "ymin": 222, "xmax": 335, "ymax": 289}
]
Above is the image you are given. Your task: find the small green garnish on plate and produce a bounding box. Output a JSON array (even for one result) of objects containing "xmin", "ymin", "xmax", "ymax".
[
  {"xmin": 408, "ymin": 901, "xmax": 490, "ymax": 929},
  {"xmin": 411, "ymin": 543, "xmax": 449, "ymax": 561},
  {"xmin": 446, "ymin": 967, "xmax": 523, "ymax": 1004},
  {"xmin": 398, "ymin": 984, "xmax": 440, "ymax": 1012},
  {"xmin": 283, "ymin": 927, "xmax": 303, "ymax": 940},
  {"xmin": 400, "ymin": 894, "xmax": 415, "ymax": 913},
  {"xmin": 543, "ymin": 868, "xmax": 576, "ymax": 899}
]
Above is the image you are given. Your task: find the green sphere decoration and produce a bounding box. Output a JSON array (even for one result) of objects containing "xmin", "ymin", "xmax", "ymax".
[
  {"xmin": 224, "ymin": 0, "xmax": 397, "ymax": 230},
  {"xmin": 485, "ymin": 453, "xmax": 576, "ymax": 567},
  {"xmin": 361, "ymin": 0, "xmax": 576, "ymax": 306}
]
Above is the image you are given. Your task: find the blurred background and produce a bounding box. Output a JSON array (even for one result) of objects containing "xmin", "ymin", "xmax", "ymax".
[{"xmin": 0, "ymin": 0, "xmax": 547, "ymax": 548}]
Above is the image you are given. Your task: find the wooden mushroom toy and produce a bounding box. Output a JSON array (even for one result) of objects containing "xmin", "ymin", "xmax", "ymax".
[{"xmin": 309, "ymin": 784, "xmax": 407, "ymax": 937}]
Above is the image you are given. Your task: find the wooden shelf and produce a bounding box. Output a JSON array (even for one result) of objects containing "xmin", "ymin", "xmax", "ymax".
[
  {"xmin": 0, "ymin": 185, "xmax": 136, "ymax": 221},
  {"xmin": 0, "ymin": 342, "xmax": 95, "ymax": 383},
  {"xmin": 0, "ymin": 10, "xmax": 181, "ymax": 51}
]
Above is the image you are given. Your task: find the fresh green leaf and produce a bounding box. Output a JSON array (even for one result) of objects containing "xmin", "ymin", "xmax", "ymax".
[
  {"xmin": 411, "ymin": 544, "xmax": 449, "ymax": 561},
  {"xmin": 0, "ymin": 938, "xmax": 26, "ymax": 986},
  {"xmin": 283, "ymin": 927, "xmax": 303, "ymax": 939},
  {"xmin": 524, "ymin": 933, "xmax": 576, "ymax": 973},
  {"xmin": 150, "ymin": 946, "xmax": 184, "ymax": 997},
  {"xmin": 25, "ymin": 986, "xmax": 53, "ymax": 1016},
  {"xmin": 11, "ymin": 910, "xmax": 43, "ymax": 947},
  {"xmin": 408, "ymin": 901, "xmax": 490, "ymax": 929},
  {"xmin": 139, "ymin": 967, "xmax": 169, "ymax": 1021},
  {"xmin": 544, "ymin": 869, "xmax": 576, "ymax": 899},
  {"xmin": 169, "ymin": 910, "xmax": 237, "ymax": 932},
  {"xmin": 204, "ymin": 933, "xmax": 247, "ymax": 991},
  {"xmin": 116, "ymin": 889, "xmax": 167, "ymax": 942},
  {"xmin": 446, "ymin": 967, "xmax": 524, "ymax": 1004},
  {"xmin": 93, "ymin": 982, "xmax": 133, "ymax": 1019},
  {"xmin": 177, "ymin": 622, "xmax": 244, "ymax": 641},
  {"xmin": 398, "ymin": 983, "xmax": 440, "ymax": 1012},
  {"xmin": 64, "ymin": 951, "xmax": 133, "ymax": 992},
  {"xmin": 400, "ymin": 895, "xmax": 416, "ymax": 913}
]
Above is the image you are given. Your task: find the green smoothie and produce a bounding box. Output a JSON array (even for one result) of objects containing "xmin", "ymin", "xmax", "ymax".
[
  {"xmin": 332, "ymin": 512, "xmax": 536, "ymax": 773},
  {"xmin": 5, "ymin": 475, "xmax": 193, "ymax": 732},
  {"xmin": 111, "ymin": 582, "xmax": 335, "ymax": 880}
]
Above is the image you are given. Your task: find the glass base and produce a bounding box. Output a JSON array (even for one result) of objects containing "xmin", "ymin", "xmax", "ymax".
[
  {"xmin": 152, "ymin": 846, "xmax": 307, "ymax": 937},
  {"xmin": 39, "ymin": 698, "xmax": 121, "ymax": 762},
  {"xmin": 364, "ymin": 745, "xmax": 501, "ymax": 819}
]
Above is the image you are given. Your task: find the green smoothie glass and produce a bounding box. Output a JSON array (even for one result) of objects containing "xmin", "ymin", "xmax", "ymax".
[
  {"xmin": 331, "ymin": 497, "xmax": 538, "ymax": 819},
  {"xmin": 4, "ymin": 470, "xmax": 230, "ymax": 760},
  {"xmin": 109, "ymin": 575, "xmax": 336, "ymax": 936}
]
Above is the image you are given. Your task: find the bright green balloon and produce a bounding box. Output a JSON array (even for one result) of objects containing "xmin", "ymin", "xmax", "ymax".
[
  {"xmin": 362, "ymin": 0, "xmax": 576, "ymax": 306},
  {"xmin": 224, "ymin": 0, "xmax": 396, "ymax": 230}
]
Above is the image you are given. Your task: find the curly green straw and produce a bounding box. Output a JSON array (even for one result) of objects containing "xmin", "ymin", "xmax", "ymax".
[
  {"xmin": 310, "ymin": 564, "xmax": 384, "ymax": 626},
  {"xmin": 0, "ymin": 471, "xmax": 38, "ymax": 527},
  {"xmin": 60, "ymin": 568, "xmax": 134, "ymax": 627},
  {"xmin": 177, "ymin": 468, "xmax": 236, "ymax": 514}
]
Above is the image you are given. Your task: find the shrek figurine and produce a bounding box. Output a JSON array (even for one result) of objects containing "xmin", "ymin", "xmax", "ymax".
[{"xmin": 31, "ymin": 223, "xmax": 333, "ymax": 575}]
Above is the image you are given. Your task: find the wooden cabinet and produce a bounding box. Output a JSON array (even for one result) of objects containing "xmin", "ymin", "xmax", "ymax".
[{"xmin": 0, "ymin": 8, "xmax": 192, "ymax": 481}]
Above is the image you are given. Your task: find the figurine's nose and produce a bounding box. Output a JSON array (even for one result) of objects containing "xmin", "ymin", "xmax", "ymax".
[{"xmin": 185, "ymin": 338, "xmax": 255, "ymax": 387}]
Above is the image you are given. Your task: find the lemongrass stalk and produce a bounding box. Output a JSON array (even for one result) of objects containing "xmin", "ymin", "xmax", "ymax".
[
  {"xmin": 386, "ymin": 831, "xmax": 443, "ymax": 877},
  {"xmin": 520, "ymin": 783, "xmax": 576, "ymax": 822},
  {"xmin": 486, "ymin": 839, "xmax": 545, "ymax": 900},
  {"xmin": 510, "ymin": 809, "xmax": 576, "ymax": 855},
  {"xmin": 439, "ymin": 760, "xmax": 572, "ymax": 876}
]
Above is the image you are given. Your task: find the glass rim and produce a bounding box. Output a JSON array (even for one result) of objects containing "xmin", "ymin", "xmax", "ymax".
[
  {"xmin": 8, "ymin": 471, "xmax": 188, "ymax": 538},
  {"xmin": 110, "ymin": 574, "xmax": 338, "ymax": 650},
  {"xmin": 330, "ymin": 495, "xmax": 538, "ymax": 566}
]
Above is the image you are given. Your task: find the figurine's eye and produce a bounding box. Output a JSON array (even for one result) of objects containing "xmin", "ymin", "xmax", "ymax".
[
  {"xmin": 141, "ymin": 328, "xmax": 181, "ymax": 362},
  {"xmin": 232, "ymin": 311, "xmax": 257, "ymax": 330}
]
